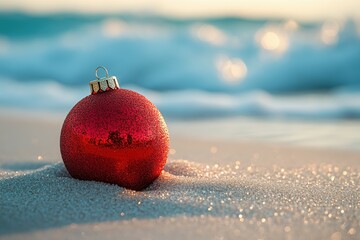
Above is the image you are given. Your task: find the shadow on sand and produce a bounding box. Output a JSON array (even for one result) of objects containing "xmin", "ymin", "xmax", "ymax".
[{"xmin": 0, "ymin": 161, "xmax": 258, "ymax": 236}]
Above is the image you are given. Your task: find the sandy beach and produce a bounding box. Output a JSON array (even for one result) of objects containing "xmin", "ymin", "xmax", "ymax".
[
  {"xmin": 1, "ymin": 5, "xmax": 360, "ymax": 239},
  {"xmin": 1, "ymin": 110, "xmax": 359, "ymax": 240}
]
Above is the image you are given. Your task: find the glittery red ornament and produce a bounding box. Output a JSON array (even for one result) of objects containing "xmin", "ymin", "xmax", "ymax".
[{"xmin": 60, "ymin": 66, "xmax": 169, "ymax": 190}]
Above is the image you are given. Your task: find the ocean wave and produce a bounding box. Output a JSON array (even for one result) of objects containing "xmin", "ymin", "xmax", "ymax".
[
  {"xmin": 0, "ymin": 13, "xmax": 360, "ymax": 119},
  {"xmin": 0, "ymin": 14, "xmax": 359, "ymax": 93},
  {"xmin": 1, "ymin": 79, "xmax": 359, "ymax": 119}
]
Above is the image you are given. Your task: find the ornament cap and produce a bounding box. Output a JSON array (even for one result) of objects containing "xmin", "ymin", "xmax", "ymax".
[{"xmin": 89, "ymin": 66, "xmax": 119, "ymax": 95}]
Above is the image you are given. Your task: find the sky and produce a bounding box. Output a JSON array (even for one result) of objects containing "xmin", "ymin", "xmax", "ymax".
[{"xmin": 0, "ymin": 0, "xmax": 359, "ymax": 21}]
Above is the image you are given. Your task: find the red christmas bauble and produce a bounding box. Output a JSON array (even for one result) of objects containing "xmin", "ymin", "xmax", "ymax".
[{"xmin": 60, "ymin": 67, "xmax": 169, "ymax": 190}]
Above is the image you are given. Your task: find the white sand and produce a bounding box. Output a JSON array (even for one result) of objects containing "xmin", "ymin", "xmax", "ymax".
[{"xmin": 0, "ymin": 111, "xmax": 360, "ymax": 239}]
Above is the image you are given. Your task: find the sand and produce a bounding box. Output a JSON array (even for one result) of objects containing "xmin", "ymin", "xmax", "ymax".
[{"xmin": 0, "ymin": 110, "xmax": 360, "ymax": 239}]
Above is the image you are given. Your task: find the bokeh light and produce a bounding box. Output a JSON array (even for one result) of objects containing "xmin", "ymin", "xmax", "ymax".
[
  {"xmin": 192, "ymin": 24, "xmax": 226, "ymax": 45},
  {"xmin": 261, "ymin": 32, "xmax": 280, "ymax": 50},
  {"xmin": 284, "ymin": 20, "xmax": 299, "ymax": 31},
  {"xmin": 102, "ymin": 19, "xmax": 126, "ymax": 38},
  {"xmin": 321, "ymin": 20, "xmax": 341, "ymax": 45},
  {"xmin": 256, "ymin": 26, "xmax": 289, "ymax": 52},
  {"xmin": 216, "ymin": 56, "xmax": 247, "ymax": 83}
]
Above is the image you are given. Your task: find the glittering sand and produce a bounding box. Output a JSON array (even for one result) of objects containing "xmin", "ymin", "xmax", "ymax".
[{"xmin": 0, "ymin": 112, "xmax": 360, "ymax": 239}]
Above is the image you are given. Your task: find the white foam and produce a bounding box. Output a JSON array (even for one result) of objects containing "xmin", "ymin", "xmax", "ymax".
[{"xmin": 1, "ymin": 79, "xmax": 360, "ymax": 119}]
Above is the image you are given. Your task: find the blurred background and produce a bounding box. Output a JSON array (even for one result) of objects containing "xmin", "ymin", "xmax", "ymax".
[{"xmin": 0, "ymin": 0, "xmax": 360, "ymax": 153}]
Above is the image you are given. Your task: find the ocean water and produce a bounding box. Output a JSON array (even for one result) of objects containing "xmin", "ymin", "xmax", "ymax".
[{"xmin": 0, "ymin": 13, "xmax": 360, "ymax": 119}]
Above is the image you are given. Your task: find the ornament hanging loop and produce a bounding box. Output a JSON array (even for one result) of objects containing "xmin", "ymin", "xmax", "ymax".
[
  {"xmin": 90, "ymin": 66, "xmax": 120, "ymax": 95},
  {"xmin": 95, "ymin": 66, "xmax": 109, "ymax": 80}
]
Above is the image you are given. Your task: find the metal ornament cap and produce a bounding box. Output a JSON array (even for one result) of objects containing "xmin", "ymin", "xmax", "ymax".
[{"xmin": 89, "ymin": 66, "xmax": 119, "ymax": 94}]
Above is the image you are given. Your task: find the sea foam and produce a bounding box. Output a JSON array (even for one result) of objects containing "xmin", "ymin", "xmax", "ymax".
[{"xmin": 0, "ymin": 14, "xmax": 360, "ymax": 119}]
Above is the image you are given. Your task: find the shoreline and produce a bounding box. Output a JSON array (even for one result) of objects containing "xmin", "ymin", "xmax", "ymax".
[
  {"xmin": 0, "ymin": 109, "xmax": 359, "ymax": 166},
  {"xmin": 1, "ymin": 109, "xmax": 359, "ymax": 239}
]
